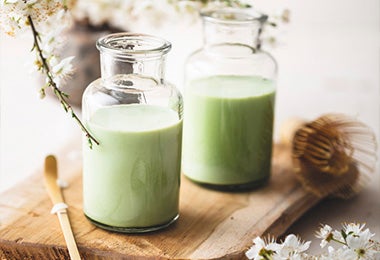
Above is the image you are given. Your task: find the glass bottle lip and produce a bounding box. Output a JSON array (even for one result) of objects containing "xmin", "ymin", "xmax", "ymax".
[
  {"xmin": 96, "ymin": 33, "xmax": 171, "ymax": 58},
  {"xmin": 201, "ymin": 8, "xmax": 268, "ymax": 25}
]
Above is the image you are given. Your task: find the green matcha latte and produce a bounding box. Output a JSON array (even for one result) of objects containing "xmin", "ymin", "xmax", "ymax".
[
  {"xmin": 182, "ymin": 75, "xmax": 275, "ymax": 188},
  {"xmin": 83, "ymin": 104, "xmax": 182, "ymax": 230}
]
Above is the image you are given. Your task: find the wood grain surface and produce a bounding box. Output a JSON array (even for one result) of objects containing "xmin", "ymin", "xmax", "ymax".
[{"xmin": 0, "ymin": 142, "xmax": 320, "ymax": 259}]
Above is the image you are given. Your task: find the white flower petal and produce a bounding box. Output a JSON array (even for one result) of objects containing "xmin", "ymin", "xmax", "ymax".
[
  {"xmin": 320, "ymin": 239, "xmax": 328, "ymax": 248},
  {"xmin": 4, "ymin": 0, "xmax": 19, "ymax": 4},
  {"xmin": 322, "ymin": 246, "xmax": 357, "ymax": 260},
  {"xmin": 245, "ymin": 246, "xmax": 259, "ymax": 260},
  {"xmin": 52, "ymin": 56, "xmax": 74, "ymax": 75},
  {"xmin": 299, "ymin": 241, "xmax": 311, "ymax": 252},
  {"xmin": 316, "ymin": 224, "xmax": 334, "ymax": 248}
]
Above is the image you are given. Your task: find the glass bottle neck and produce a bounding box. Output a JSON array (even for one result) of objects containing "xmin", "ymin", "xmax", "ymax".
[
  {"xmin": 100, "ymin": 53, "xmax": 167, "ymax": 85},
  {"xmin": 201, "ymin": 9, "xmax": 266, "ymax": 50},
  {"xmin": 96, "ymin": 33, "xmax": 171, "ymax": 88}
]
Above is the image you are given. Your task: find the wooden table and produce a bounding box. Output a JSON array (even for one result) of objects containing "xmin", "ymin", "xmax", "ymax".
[{"xmin": 0, "ymin": 142, "xmax": 320, "ymax": 259}]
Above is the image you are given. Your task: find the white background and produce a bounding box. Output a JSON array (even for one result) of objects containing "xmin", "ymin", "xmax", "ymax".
[{"xmin": 1, "ymin": 0, "xmax": 379, "ymax": 254}]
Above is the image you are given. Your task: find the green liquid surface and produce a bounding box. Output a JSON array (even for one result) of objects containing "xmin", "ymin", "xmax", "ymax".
[
  {"xmin": 182, "ymin": 75, "xmax": 275, "ymax": 186},
  {"xmin": 83, "ymin": 104, "xmax": 182, "ymax": 228}
]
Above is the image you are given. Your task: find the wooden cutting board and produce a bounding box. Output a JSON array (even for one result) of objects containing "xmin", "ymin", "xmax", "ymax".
[{"xmin": 0, "ymin": 141, "xmax": 320, "ymax": 259}]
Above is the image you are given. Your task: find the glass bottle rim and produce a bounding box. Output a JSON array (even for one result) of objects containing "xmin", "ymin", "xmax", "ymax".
[
  {"xmin": 96, "ymin": 33, "xmax": 171, "ymax": 58},
  {"xmin": 201, "ymin": 8, "xmax": 268, "ymax": 25}
]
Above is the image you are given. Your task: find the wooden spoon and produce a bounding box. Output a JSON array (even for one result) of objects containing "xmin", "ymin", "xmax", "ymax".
[{"xmin": 44, "ymin": 155, "xmax": 81, "ymax": 260}]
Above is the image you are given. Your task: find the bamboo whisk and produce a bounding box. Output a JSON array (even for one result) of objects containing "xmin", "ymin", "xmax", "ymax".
[{"xmin": 280, "ymin": 114, "xmax": 377, "ymax": 199}]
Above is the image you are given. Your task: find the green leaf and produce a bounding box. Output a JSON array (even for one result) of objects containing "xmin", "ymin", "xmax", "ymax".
[{"xmin": 341, "ymin": 230, "xmax": 347, "ymax": 240}]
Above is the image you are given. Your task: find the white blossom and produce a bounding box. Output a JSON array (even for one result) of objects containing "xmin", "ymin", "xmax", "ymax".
[
  {"xmin": 320, "ymin": 246, "xmax": 357, "ymax": 260},
  {"xmin": 246, "ymin": 236, "xmax": 281, "ymax": 260},
  {"xmin": 70, "ymin": 0, "xmax": 137, "ymax": 29},
  {"xmin": 315, "ymin": 224, "xmax": 333, "ymax": 248},
  {"xmin": 346, "ymin": 229, "xmax": 377, "ymax": 259},
  {"xmin": 0, "ymin": 0, "xmax": 75, "ymax": 92},
  {"xmin": 343, "ymin": 223, "xmax": 367, "ymax": 236},
  {"xmin": 0, "ymin": 0, "xmax": 67, "ymax": 36},
  {"xmin": 51, "ymin": 56, "xmax": 75, "ymax": 87},
  {"xmin": 275, "ymin": 234, "xmax": 310, "ymax": 260},
  {"xmin": 70, "ymin": 0, "xmax": 250, "ymax": 31},
  {"xmin": 0, "ymin": 0, "xmax": 27, "ymax": 36}
]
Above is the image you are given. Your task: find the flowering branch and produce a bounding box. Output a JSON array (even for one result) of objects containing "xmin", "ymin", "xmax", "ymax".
[
  {"xmin": 27, "ymin": 15, "xmax": 99, "ymax": 148},
  {"xmin": 246, "ymin": 223, "xmax": 380, "ymax": 260}
]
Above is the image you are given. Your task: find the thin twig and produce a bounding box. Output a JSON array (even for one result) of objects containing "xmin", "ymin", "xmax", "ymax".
[{"xmin": 27, "ymin": 15, "xmax": 99, "ymax": 148}]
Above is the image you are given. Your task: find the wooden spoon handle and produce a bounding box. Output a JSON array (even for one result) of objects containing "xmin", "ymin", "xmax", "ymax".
[
  {"xmin": 44, "ymin": 155, "xmax": 81, "ymax": 260},
  {"xmin": 57, "ymin": 210, "xmax": 81, "ymax": 260}
]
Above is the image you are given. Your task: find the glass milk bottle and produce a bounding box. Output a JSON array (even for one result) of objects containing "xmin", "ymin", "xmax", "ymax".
[
  {"xmin": 82, "ymin": 33, "xmax": 183, "ymax": 233},
  {"xmin": 183, "ymin": 9, "xmax": 277, "ymax": 191}
]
